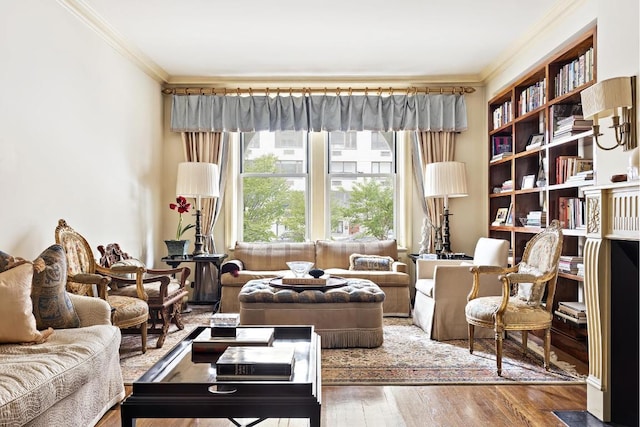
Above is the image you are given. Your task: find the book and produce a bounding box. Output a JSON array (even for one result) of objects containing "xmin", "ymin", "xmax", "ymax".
[
  {"xmin": 555, "ymin": 310, "xmax": 587, "ymax": 325},
  {"xmin": 216, "ymin": 346, "xmax": 295, "ymax": 379},
  {"xmin": 192, "ymin": 327, "xmax": 275, "ymax": 353},
  {"xmin": 558, "ymin": 301, "xmax": 587, "ymax": 317}
]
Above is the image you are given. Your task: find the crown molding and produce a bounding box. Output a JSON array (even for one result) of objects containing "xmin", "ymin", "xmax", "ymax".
[
  {"xmin": 480, "ymin": 0, "xmax": 588, "ymax": 83},
  {"xmin": 57, "ymin": 0, "xmax": 169, "ymax": 83}
]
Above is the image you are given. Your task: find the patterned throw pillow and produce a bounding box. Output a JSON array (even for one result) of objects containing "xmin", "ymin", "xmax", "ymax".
[
  {"xmin": 0, "ymin": 262, "xmax": 54, "ymax": 344},
  {"xmin": 110, "ymin": 258, "xmax": 146, "ymax": 281},
  {"xmin": 348, "ymin": 253, "xmax": 394, "ymax": 271},
  {"xmin": 31, "ymin": 244, "xmax": 80, "ymax": 329},
  {"xmin": 516, "ymin": 262, "xmax": 546, "ymax": 307}
]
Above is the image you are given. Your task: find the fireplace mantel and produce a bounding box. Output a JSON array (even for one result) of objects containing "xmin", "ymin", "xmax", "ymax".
[{"xmin": 583, "ymin": 181, "xmax": 639, "ymax": 424}]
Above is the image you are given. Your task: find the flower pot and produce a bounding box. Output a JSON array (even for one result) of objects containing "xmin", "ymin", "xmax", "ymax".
[{"xmin": 165, "ymin": 240, "xmax": 189, "ymax": 257}]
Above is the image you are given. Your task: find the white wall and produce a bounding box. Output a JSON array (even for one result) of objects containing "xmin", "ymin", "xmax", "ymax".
[{"xmin": 0, "ymin": 0, "xmax": 163, "ymax": 263}]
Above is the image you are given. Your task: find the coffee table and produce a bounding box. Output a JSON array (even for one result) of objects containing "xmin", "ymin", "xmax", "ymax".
[{"xmin": 120, "ymin": 325, "xmax": 321, "ymax": 426}]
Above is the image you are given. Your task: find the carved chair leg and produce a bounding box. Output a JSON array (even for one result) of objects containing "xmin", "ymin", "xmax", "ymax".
[
  {"xmin": 156, "ymin": 307, "xmax": 171, "ymax": 349},
  {"xmin": 495, "ymin": 328, "xmax": 503, "ymax": 376},
  {"xmin": 521, "ymin": 330, "xmax": 528, "ymax": 356},
  {"xmin": 140, "ymin": 321, "xmax": 147, "ymax": 354},
  {"xmin": 172, "ymin": 304, "xmax": 185, "ymax": 330},
  {"xmin": 468, "ymin": 324, "xmax": 475, "ymax": 354},
  {"xmin": 544, "ymin": 328, "xmax": 551, "ymax": 371}
]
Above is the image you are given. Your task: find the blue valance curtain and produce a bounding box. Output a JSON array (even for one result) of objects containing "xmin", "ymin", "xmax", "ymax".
[{"xmin": 170, "ymin": 94, "xmax": 468, "ymax": 132}]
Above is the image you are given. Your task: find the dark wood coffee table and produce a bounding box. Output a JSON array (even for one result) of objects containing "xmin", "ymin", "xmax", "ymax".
[{"xmin": 120, "ymin": 325, "xmax": 321, "ymax": 426}]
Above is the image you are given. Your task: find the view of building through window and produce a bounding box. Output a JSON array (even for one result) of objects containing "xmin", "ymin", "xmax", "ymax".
[{"xmin": 240, "ymin": 131, "xmax": 396, "ymax": 242}]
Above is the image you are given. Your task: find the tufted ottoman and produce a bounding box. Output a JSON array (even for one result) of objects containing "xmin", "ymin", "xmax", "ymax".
[{"xmin": 239, "ymin": 279, "xmax": 385, "ymax": 348}]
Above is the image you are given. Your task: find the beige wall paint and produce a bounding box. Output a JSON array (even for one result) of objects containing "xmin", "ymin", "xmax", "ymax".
[{"xmin": 0, "ymin": 0, "xmax": 163, "ymax": 264}]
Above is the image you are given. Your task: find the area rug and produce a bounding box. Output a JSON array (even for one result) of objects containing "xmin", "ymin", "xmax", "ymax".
[{"xmin": 119, "ymin": 305, "xmax": 585, "ymax": 385}]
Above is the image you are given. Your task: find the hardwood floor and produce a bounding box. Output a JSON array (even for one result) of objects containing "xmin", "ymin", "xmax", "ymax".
[
  {"xmin": 98, "ymin": 383, "xmax": 586, "ymax": 427},
  {"xmin": 100, "ymin": 325, "xmax": 589, "ymax": 427}
]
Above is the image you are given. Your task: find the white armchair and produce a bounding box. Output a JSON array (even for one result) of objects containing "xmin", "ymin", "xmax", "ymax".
[{"xmin": 412, "ymin": 237, "xmax": 509, "ymax": 340}]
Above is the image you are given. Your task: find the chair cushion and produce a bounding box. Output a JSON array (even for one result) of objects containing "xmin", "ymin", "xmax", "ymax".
[
  {"xmin": 466, "ymin": 296, "xmax": 553, "ymax": 327},
  {"xmin": 109, "ymin": 278, "xmax": 184, "ymax": 299},
  {"xmin": 0, "ymin": 263, "xmax": 53, "ymax": 344},
  {"xmin": 107, "ymin": 295, "xmax": 148, "ymax": 328},
  {"xmin": 31, "ymin": 244, "xmax": 80, "ymax": 330},
  {"xmin": 515, "ymin": 262, "xmax": 546, "ymax": 307},
  {"xmin": 349, "ymin": 254, "xmax": 394, "ymax": 271}
]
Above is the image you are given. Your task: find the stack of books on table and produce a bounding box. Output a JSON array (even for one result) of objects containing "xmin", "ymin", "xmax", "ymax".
[
  {"xmin": 559, "ymin": 256, "xmax": 584, "ymax": 275},
  {"xmin": 215, "ymin": 346, "xmax": 296, "ymax": 381},
  {"xmin": 192, "ymin": 327, "xmax": 275, "ymax": 354},
  {"xmin": 555, "ymin": 301, "xmax": 587, "ymax": 325}
]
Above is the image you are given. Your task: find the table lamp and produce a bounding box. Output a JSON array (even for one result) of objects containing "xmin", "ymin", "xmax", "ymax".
[
  {"xmin": 424, "ymin": 161, "xmax": 468, "ymax": 254},
  {"xmin": 176, "ymin": 162, "xmax": 220, "ymax": 255}
]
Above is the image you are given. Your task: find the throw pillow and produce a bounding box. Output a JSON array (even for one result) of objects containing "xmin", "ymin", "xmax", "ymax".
[
  {"xmin": 31, "ymin": 244, "xmax": 80, "ymax": 330},
  {"xmin": 349, "ymin": 254, "xmax": 394, "ymax": 271},
  {"xmin": 516, "ymin": 262, "xmax": 546, "ymax": 307},
  {"xmin": 0, "ymin": 262, "xmax": 54, "ymax": 344},
  {"xmin": 110, "ymin": 258, "xmax": 146, "ymax": 281}
]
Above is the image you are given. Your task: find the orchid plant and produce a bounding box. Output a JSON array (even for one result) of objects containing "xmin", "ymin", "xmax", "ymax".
[{"xmin": 169, "ymin": 196, "xmax": 195, "ymax": 240}]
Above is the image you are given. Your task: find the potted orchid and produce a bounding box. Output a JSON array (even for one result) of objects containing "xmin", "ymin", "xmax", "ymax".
[{"xmin": 165, "ymin": 196, "xmax": 195, "ymax": 257}]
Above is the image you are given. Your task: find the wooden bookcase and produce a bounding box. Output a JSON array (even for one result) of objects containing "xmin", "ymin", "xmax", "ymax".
[{"xmin": 487, "ymin": 27, "xmax": 597, "ymax": 364}]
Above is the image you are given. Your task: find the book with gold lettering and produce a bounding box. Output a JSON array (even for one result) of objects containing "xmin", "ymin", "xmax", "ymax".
[{"xmin": 215, "ymin": 346, "xmax": 295, "ymax": 380}]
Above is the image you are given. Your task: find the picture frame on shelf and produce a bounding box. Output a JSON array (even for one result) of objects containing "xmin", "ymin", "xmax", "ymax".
[
  {"xmin": 492, "ymin": 207, "xmax": 509, "ymax": 226},
  {"xmin": 525, "ymin": 133, "xmax": 544, "ymax": 151},
  {"xmin": 505, "ymin": 203, "xmax": 514, "ymax": 225},
  {"xmin": 492, "ymin": 135, "xmax": 512, "ymax": 158},
  {"xmin": 521, "ymin": 174, "xmax": 536, "ymax": 189}
]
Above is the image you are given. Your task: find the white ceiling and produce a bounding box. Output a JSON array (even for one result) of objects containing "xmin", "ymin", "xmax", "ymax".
[{"xmin": 74, "ymin": 0, "xmax": 565, "ymax": 84}]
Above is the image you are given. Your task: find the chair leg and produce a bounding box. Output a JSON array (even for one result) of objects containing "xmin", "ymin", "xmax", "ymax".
[
  {"xmin": 140, "ymin": 321, "xmax": 147, "ymax": 354},
  {"xmin": 156, "ymin": 307, "xmax": 171, "ymax": 349},
  {"xmin": 521, "ymin": 330, "xmax": 528, "ymax": 356},
  {"xmin": 172, "ymin": 303, "xmax": 185, "ymax": 330},
  {"xmin": 495, "ymin": 328, "xmax": 503, "ymax": 376},
  {"xmin": 468, "ymin": 324, "xmax": 475, "ymax": 354},
  {"xmin": 544, "ymin": 328, "xmax": 551, "ymax": 371}
]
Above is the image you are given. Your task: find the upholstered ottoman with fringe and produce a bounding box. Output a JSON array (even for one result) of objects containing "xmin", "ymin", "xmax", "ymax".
[{"xmin": 238, "ymin": 278, "xmax": 385, "ymax": 348}]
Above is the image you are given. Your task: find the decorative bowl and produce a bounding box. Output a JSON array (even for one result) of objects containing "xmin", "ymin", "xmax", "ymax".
[{"xmin": 286, "ymin": 261, "xmax": 314, "ymax": 278}]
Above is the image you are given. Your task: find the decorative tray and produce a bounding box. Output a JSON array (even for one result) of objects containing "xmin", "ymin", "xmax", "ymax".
[{"xmin": 268, "ymin": 276, "xmax": 347, "ymax": 291}]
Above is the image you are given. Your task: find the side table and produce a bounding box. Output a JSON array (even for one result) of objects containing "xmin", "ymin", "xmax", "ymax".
[{"xmin": 161, "ymin": 254, "xmax": 228, "ymax": 311}]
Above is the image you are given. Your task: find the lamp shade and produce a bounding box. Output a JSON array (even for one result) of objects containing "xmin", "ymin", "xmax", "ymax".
[
  {"xmin": 424, "ymin": 161, "xmax": 468, "ymax": 198},
  {"xmin": 176, "ymin": 162, "xmax": 220, "ymax": 198},
  {"xmin": 580, "ymin": 76, "xmax": 633, "ymax": 119}
]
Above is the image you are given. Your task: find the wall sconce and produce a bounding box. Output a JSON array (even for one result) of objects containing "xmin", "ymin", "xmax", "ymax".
[
  {"xmin": 424, "ymin": 161, "xmax": 468, "ymax": 255},
  {"xmin": 176, "ymin": 162, "xmax": 220, "ymax": 255},
  {"xmin": 580, "ymin": 76, "xmax": 637, "ymax": 151}
]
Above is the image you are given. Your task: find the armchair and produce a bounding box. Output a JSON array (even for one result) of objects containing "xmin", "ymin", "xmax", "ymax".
[
  {"xmin": 465, "ymin": 220, "xmax": 563, "ymax": 376},
  {"xmin": 54, "ymin": 219, "xmax": 149, "ymax": 353},
  {"xmin": 97, "ymin": 243, "xmax": 190, "ymax": 348},
  {"xmin": 412, "ymin": 237, "xmax": 509, "ymax": 340}
]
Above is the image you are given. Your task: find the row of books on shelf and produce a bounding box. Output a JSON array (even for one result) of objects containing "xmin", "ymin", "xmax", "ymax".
[
  {"xmin": 492, "ymin": 101, "xmax": 513, "ymax": 130},
  {"xmin": 553, "ymin": 47, "xmax": 595, "ymax": 97},
  {"xmin": 558, "ymin": 196, "xmax": 586, "ymax": 229},
  {"xmin": 554, "ymin": 301, "xmax": 587, "ymax": 325},
  {"xmin": 519, "ymin": 79, "xmax": 546, "ymax": 115},
  {"xmin": 556, "ymin": 156, "xmax": 593, "ymax": 184},
  {"xmin": 559, "ymin": 255, "xmax": 584, "ymax": 275}
]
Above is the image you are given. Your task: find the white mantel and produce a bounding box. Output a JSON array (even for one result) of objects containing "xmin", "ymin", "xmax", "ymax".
[{"xmin": 583, "ymin": 181, "xmax": 639, "ymax": 422}]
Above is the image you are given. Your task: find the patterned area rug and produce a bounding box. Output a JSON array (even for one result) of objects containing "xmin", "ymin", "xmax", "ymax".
[{"xmin": 119, "ymin": 305, "xmax": 585, "ymax": 385}]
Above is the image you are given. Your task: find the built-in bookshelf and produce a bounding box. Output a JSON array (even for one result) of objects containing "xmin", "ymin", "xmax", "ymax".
[{"xmin": 487, "ymin": 27, "xmax": 597, "ymax": 364}]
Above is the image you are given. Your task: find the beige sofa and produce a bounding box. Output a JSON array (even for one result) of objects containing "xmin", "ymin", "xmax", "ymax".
[
  {"xmin": 0, "ymin": 293, "xmax": 125, "ymax": 427},
  {"xmin": 220, "ymin": 240, "xmax": 410, "ymax": 316}
]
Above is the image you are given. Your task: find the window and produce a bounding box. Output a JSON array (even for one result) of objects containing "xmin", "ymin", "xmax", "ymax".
[
  {"xmin": 328, "ymin": 131, "xmax": 396, "ymax": 241},
  {"xmin": 240, "ymin": 131, "xmax": 308, "ymax": 242},
  {"xmin": 238, "ymin": 130, "xmax": 399, "ymax": 243}
]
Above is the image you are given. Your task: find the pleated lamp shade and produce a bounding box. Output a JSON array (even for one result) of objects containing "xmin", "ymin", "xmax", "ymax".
[
  {"xmin": 176, "ymin": 162, "xmax": 220, "ymax": 198},
  {"xmin": 424, "ymin": 161, "xmax": 468, "ymax": 199},
  {"xmin": 580, "ymin": 76, "xmax": 633, "ymax": 119}
]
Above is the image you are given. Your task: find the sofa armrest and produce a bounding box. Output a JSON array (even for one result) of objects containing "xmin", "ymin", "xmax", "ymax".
[
  {"xmin": 392, "ymin": 261, "xmax": 408, "ymax": 274},
  {"xmin": 221, "ymin": 259, "xmax": 244, "ymax": 277},
  {"xmin": 416, "ymin": 259, "xmax": 464, "ymax": 279},
  {"xmin": 68, "ymin": 293, "xmax": 112, "ymax": 327}
]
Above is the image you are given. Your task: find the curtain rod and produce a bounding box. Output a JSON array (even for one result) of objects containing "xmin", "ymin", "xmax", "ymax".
[{"xmin": 161, "ymin": 86, "xmax": 476, "ymax": 96}]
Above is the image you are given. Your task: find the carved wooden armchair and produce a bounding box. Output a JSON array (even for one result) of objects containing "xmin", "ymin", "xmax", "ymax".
[
  {"xmin": 465, "ymin": 220, "xmax": 563, "ymax": 376},
  {"xmin": 54, "ymin": 219, "xmax": 149, "ymax": 353},
  {"xmin": 97, "ymin": 243, "xmax": 190, "ymax": 349}
]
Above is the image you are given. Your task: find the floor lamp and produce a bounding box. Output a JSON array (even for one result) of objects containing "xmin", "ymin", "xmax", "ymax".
[
  {"xmin": 424, "ymin": 161, "xmax": 468, "ymax": 255},
  {"xmin": 176, "ymin": 162, "xmax": 220, "ymax": 256}
]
